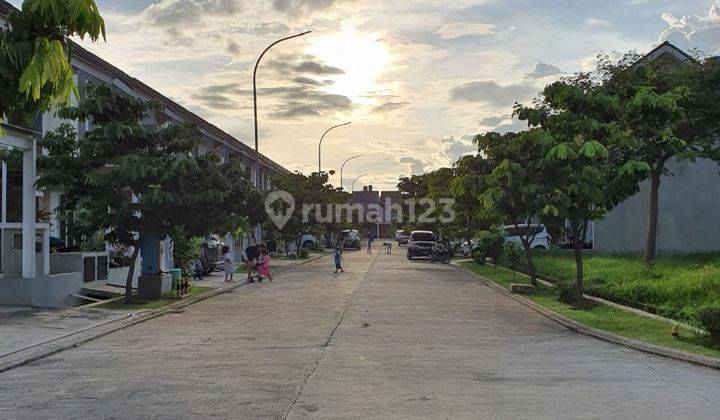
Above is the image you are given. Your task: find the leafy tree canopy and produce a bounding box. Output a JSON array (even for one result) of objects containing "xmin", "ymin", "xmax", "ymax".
[{"xmin": 0, "ymin": 0, "xmax": 105, "ymax": 126}]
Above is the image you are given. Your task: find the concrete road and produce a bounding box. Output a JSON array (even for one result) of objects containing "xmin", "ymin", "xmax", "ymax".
[{"xmin": 1, "ymin": 245, "xmax": 718, "ymax": 419}]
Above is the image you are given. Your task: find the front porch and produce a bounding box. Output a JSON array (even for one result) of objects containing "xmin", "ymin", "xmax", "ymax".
[{"xmin": 0, "ymin": 125, "xmax": 99, "ymax": 307}]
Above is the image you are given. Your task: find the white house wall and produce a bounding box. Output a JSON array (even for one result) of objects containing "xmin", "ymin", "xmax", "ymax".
[{"xmin": 595, "ymin": 157, "xmax": 720, "ymax": 253}]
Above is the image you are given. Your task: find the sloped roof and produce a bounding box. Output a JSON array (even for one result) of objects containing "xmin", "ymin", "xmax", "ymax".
[
  {"xmin": 635, "ymin": 41, "xmax": 696, "ymax": 65},
  {"xmin": 0, "ymin": 0, "xmax": 288, "ymax": 174}
]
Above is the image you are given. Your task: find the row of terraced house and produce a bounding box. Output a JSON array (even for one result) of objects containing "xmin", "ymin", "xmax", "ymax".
[{"xmin": 0, "ymin": 1, "xmax": 288, "ymax": 307}]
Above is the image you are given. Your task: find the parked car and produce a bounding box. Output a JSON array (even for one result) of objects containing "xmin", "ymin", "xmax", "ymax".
[
  {"xmin": 407, "ymin": 230, "xmax": 435, "ymax": 260},
  {"xmin": 503, "ymin": 224, "xmax": 550, "ymax": 250},
  {"xmin": 460, "ymin": 224, "xmax": 551, "ymax": 256},
  {"xmin": 395, "ymin": 230, "xmax": 409, "ymax": 246},
  {"xmin": 300, "ymin": 233, "xmax": 318, "ymax": 248},
  {"xmin": 340, "ymin": 229, "xmax": 361, "ymax": 249}
]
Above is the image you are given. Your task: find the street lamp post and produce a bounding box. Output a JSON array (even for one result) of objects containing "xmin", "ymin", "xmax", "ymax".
[
  {"xmin": 351, "ymin": 174, "xmax": 367, "ymax": 192},
  {"xmin": 253, "ymin": 31, "xmax": 311, "ymax": 189},
  {"xmin": 339, "ymin": 154, "xmax": 364, "ymax": 191},
  {"xmin": 318, "ymin": 122, "xmax": 351, "ymax": 173}
]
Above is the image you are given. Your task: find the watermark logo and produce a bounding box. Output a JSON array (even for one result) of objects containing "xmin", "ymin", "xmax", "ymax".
[
  {"xmin": 264, "ymin": 190, "xmax": 456, "ymax": 228},
  {"xmin": 265, "ymin": 190, "xmax": 295, "ymax": 229}
]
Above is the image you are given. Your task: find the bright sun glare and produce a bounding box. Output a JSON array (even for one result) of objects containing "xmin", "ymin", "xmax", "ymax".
[{"xmin": 306, "ymin": 28, "xmax": 392, "ymax": 103}]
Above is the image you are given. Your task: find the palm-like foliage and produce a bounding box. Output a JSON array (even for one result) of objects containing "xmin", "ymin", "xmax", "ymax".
[{"xmin": 0, "ymin": 0, "xmax": 105, "ymax": 126}]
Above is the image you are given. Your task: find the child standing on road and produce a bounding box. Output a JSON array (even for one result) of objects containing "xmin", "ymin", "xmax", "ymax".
[
  {"xmin": 257, "ymin": 248, "xmax": 273, "ymax": 282},
  {"xmin": 222, "ymin": 245, "xmax": 234, "ymax": 283},
  {"xmin": 334, "ymin": 247, "xmax": 344, "ymax": 273}
]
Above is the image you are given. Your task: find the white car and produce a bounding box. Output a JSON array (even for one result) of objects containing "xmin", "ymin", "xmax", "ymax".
[
  {"xmin": 461, "ymin": 224, "xmax": 550, "ymax": 256},
  {"xmin": 300, "ymin": 233, "xmax": 319, "ymax": 248},
  {"xmin": 503, "ymin": 224, "xmax": 550, "ymax": 250}
]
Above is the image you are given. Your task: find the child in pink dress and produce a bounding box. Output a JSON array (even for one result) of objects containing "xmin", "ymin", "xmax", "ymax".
[{"xmin": 256, "ymin": 249, "xmax": 273, "ymax": 282}]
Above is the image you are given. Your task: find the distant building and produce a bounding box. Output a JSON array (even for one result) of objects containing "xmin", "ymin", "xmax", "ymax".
[{"xmin": 350, "ymin": 186, "xmax": 401, "ymax": 238}]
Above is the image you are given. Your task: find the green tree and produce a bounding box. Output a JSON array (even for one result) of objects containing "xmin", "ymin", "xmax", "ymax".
[
  {"xmin": 0, "ymin": 0, "xmax": 105, "ymax": 126},
  {"xmin": 38, "ymin": 84, "xmax": 254, "ymax": 303},
  {"xmin": 449, "ymin": 154, "xmax": 495, "ymax": 250},
  {"xmin": 515, "ymin": 81, "xmax": 650, "ymax": 304},
  {"xmin": 269, "ymin": 171, "xmax": 349, "ymax": 257},
  {"xmin": 475, "ymin": 130, "xmax": 551, "ymax": 286},
  {"xmin": 593, "ymin": 52, "xmax": 720, "ymax": 262}
]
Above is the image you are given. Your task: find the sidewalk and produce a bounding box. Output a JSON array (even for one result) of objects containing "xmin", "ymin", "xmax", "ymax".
[
  {"xmin": 0, "ymin": 250, "xmax": 331, "ymax": 373},
  {"xmin": 0, "ymin": 306, "xmax": 128, "ymax": 358},
  {"xmin": 196, "ymin": 251, "xmax": 330, "ymax": 288}
]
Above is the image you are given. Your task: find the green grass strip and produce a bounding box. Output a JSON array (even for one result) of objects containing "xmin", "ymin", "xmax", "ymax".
[{"xmin": 460, "ymin": 261, "xmax": 720, "ymax": 360}]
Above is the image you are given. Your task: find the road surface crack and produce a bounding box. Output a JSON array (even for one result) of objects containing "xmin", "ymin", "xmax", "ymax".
[{"xmin": 281, "ymin": 251, "xmax": 379, "ymax": 419}]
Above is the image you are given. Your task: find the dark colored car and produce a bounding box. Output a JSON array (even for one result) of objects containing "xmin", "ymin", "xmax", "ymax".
[
  {"xmin": 340, "ymin": 229, "xmax": 361, "ymax": 250},
  {"xmin": 407, "ymin": 231, "xmax": 435, "ymax": 260}
]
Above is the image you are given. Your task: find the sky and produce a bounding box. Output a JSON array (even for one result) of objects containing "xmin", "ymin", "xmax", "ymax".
[{"xmin": 13, "ymin": 0, "xmax": 720, "ymax": 190}]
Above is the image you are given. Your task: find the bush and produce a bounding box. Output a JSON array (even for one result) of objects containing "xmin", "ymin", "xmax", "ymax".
[
  {"xmin": 298, "ymin": 248, "xmax": 309, "ymax": 259},
  {"xmin": 474, "ymin": 229, "xmax": 506, "ymax": 265},
  {"xmin": 471, "ymin": 249, "xmax": 486, "ymax": 265},
  {"xmin": 555, "ymin": 280, "xmax": 577, "ymax": 304},
  {"xmin": 499, "ymin": 242, "xmax": 521, "ymax": 272},
  {"xmin": 697, "ymin": 305, "xmax": 720, "ymax": 343}
]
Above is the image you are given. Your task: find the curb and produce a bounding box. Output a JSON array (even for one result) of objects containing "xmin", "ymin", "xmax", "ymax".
[
  {"xmin": 0, "ymin": 252, "xmax": 329, "ymax": 374},
  {"xmin": 484, "ymin": 262, "xmax": 706, "ymax": 335},
  {"xmin": 451, "ymin": 262, "xmax": 720, "ymax": 371}
]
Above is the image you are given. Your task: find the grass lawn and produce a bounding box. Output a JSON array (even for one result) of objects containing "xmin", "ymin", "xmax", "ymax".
[
  {"xmin": 96, "ymin": 286, "xmax": 212, "ymax": 311},
  {"xmin": 460, "ymin": 261, "xmax": 720, "ymax": 360},
  {"xmin": 530, "ymin": 251, "xmax": 720, "ymax": 325}
]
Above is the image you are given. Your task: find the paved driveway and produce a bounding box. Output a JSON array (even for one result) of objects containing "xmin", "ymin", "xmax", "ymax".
[{"xmin": 1, "ymin": 245, "xmax": 718, "ymax": 419}]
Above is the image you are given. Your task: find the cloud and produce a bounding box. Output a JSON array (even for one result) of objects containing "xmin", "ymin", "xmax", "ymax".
[
  {"xmin": 478, "ymin": 114, "xmax": 528, "ymax": 133},
  {"xmin": 660, "ymin": 0, "xmax": 720, "ymax": 55},
  {"xmin": 271, "ymin": 0, "xmax": 350, "ymax": 16},
  {"xmin": 586, "ymin": 17, "xmax": 611, "ymax": 27},
  {"xmin": 141, "ymin": 0, "xmax": 241, "ymax": 27},
  {"xmin": 190, "ymin": 76, "xmax": 352, "ymax": 119},
  {"xmin": 292, "ymin": 77, "xmax": 333, "ymax": 86},
  {"xmin": 269, "ymin": 93, "xmax": 352, "ymax": 118},
  {"xmin": 399, "ymin": 156, "xmax": 428, "ymax": 175},
  {"xmin": 478, "ymin": 116, "xmax": 505, "ymax": 127},
  {"xmin": 294, "ymin": 61, "xmax": 346, "ymax": 75},
  {"xmin": 436, "ymin": 22, "xmax": 497, "ymax": 39},
  {"xmin": 449, "ymin": 80, "xmax": 538, "ymax": 106},
  {"xmin": 440, "ymin": 135, "xmax": 477, "ymax": 162},
  {"xmin": 524, "ymin": 62, "xmax": 563, "ymax": 79},
  {"xmin": 372, "ymin": 101, "xmax": 409, "ymax": 113}
]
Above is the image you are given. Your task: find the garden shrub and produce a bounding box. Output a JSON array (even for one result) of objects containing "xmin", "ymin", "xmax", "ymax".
[
  {"xmin": 500, "ymin": 242, "xmax": 521, "ymax": 273},
  {"xmin": 697, "ymin": 305, "xmax": 720, "ymax": 343},
  {"xmin": 471, "ymin": 249, "xmax": 486, "ymax": 265},
  {"xmin": 475, "ymin": 229, "xmax": 506, "ymax": 265},
  {"xmin": 555, "ymin": 280, "xmax": 577, "ymax": 304},
  {"xmin": 298, "ymin": 248, "xmax": 309, "ymax": 259}
]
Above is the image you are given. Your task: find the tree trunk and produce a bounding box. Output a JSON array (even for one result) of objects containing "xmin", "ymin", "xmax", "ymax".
[
  {"xmin": 572, "ymin": 229, "xmax": 584, "ymax": 306},
  {"xmin": 644, "ymin": 169, "xmax": 661, "ymax": 264},
  {"xmin": 523, "ymin": 243, "xmax": 537, "ymax": 287},
  {"xmin": 124, "ymin": 245, "xmax": 141, "ymax": 304}
]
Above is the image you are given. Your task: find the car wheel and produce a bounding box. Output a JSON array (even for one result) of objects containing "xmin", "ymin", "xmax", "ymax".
[
  {"xmin": 533, "ymin": 245, "xmax": 547, "ymax": 250},
  {"xmin": 442, "ymin": 256, "xmax": 451, "ymax": 264}
]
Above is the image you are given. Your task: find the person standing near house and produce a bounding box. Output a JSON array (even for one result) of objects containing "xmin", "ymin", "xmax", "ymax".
[
  {"xmin": 222, "ymin": 245, "xmax": 234, "ymax": 283},
  {"xmin": 366, "ymin": 232, "xmax": 373, "ymax": 254}
]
